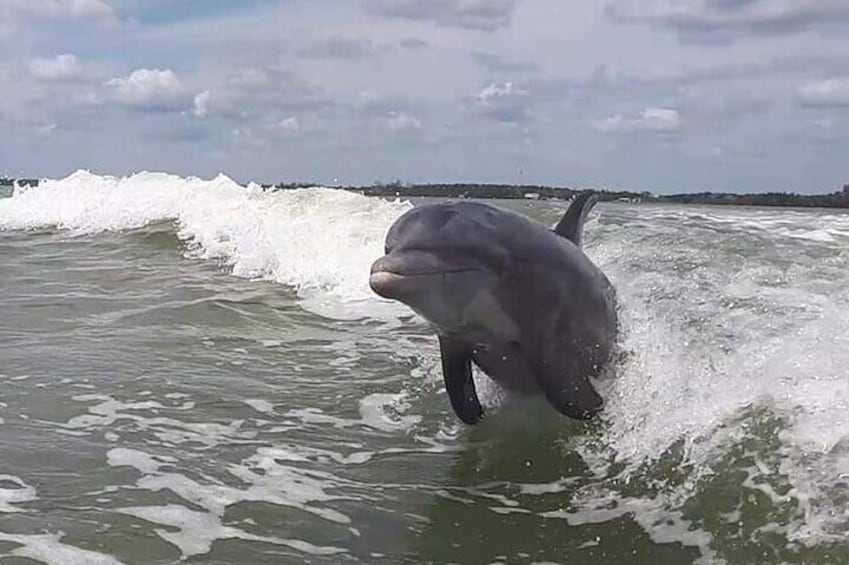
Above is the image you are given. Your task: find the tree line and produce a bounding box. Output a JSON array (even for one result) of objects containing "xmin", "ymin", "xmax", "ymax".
[{"xmin": 3, "ymin": 177, "xmax": 848, "ymax": 208}]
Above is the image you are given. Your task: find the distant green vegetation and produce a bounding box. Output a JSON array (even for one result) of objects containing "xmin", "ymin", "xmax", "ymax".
[
  {"xmin": 0, "ymin": 178, "xmax": 38, "ymax": 187},
  {"xmin": 329, "ymin": 180, "xmax": 849, "ymax": 208},
  {"xmin": 652, "ymin": 189, "xmax": 849, "ymax": 208},
  {"xmin": 3, "ymin": 177, "xmax": 848, "ymax": 208}
]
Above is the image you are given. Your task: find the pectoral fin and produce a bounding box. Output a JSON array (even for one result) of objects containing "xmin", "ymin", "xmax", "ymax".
[{"xmin": 438, "ymin": 336, "xmax": 484, "ymax": 425}]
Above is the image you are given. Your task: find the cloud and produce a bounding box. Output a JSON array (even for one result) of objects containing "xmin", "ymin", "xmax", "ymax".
[
  {"xmin": 399, "ymin": 37, "xmax": 428, "ymax": 49},
  {"xmin": 594, "ymin": 107, "xmax": 683, "ymax": 133},
  {"xmin": 606, "ymin": 0, "xmax": 849, "ymax": 40},
  {"xmin": 67, "ymin": 0, "xmax": 115, "ymax": 19},
  {"xmin": 198, "ymin": 66, "xmax": 321, "ymax": 120},
  {"xmin": 354, "ymin": 91, "xmax": 412, "ymax": 115},
  {"xmin": 28, "ymin": 54, "xmax": 83, "ymax": 81},
  {"xmin": 105, "ymin": 68, "xmax": 191, "ymax": 111},
  {"xmin": 702, "ymin": 97, "xmax": 771, "ymax": 123},
  {"xmin": 192, "ymin": 90, "xmax": 210, "ymax": 117},
  {"xmin": 386, "ymin": 111, "xmax": 422, "ymax": 132},
  {"xmin": 4, "ymin": 0, "xmax": 849, "ymax": 191},
  {"xmin": 796, "ymin": 77, "xmax": 849, "ymax": 108},
  {"xmin": 1, "ymin": 0, "xmax": 117, "ymax": 29},
  {"xmin": 364, "ymin": 0, "xmax": 519, "ymax": 31},
  {"xmin": 297, "ymin": 36, "xmax": 381, "ymax": 59},
  {"xmin": 274, "ymin": 116, "xmax": 300, "ymax": 134},
  {"xmin": 223, "ymin": 67, "xmax": 318, "ymax": 100},
  {"xmin": 472, "ymin": 52, "xmax": 538, "ymax": 74},
  {"xmin": 477, "ymin": 82, "xmax": 525, "ymax": 101},
  {"xmin": 471, "ymin": 82, "xmax": 531, "ymax": 123}
]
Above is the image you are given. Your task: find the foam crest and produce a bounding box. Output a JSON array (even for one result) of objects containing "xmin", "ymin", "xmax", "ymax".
[
  {"xmin": 591, "ymin": 206, "xmax": 847, "ymax": 452},
  {"xmin": 634, "ymin": 206, "xmax": 849, "ymax": 246},
  {"xmin": 589, "ymin": 203, "xmax": 849, "ymax": 546},
  {"xmin": 0, "ymin": 170, "xmax": 412, "ymax": 318}
]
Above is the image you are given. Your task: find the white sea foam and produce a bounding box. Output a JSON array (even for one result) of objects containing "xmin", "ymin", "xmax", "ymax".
[
  {"xmin": 540, "ymin": 494, "xmax": 714, "ymax": 551},
  {"xmin": 0, "ymin": 170, "xmax": 412, "ymax": 319},
  {"xmin": 244, "ymin": 398, "xmax": 275, "ymax": 414},
  {"xmin": 0, "ymin": 475, "xmax": 36, "ymax": 513},
  {"xmin": 106, "ymin": 447, "xmax": 176, "ymax": 475},
  {"xmin": 0, "ymin": 533, "xmax": 124, "ymax": 565},
  {"xmin": 358, "ymin": 392, "xmax": 422, "ymax": 432},
  {"xmin": 107, "ymin": 443, "xmax": 350, "ymax": 559},
  {"xmin": 67, "ymin": 394, "xmax": 259, "ymax": 447},
  {"xmin": 587, "ymin": 203, "xmax": 849, "ymax": 548},
  {"xmin": 115, "ymin": 504, "xmax": 343, "ymax": 558},
  {"xmin": 0, "ymin": 476, "xmax": 122, "ymax": 564}
]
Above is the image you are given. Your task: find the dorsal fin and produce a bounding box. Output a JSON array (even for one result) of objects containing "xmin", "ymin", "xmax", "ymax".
[{"xmin": 553, "ymin": 192, "xmax": 598, "ymax": 247}]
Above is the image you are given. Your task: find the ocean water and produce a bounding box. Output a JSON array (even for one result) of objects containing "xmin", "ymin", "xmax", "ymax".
[{"xmin": 1, "ymin": 171, "xmax": 849, "ymax": 564}]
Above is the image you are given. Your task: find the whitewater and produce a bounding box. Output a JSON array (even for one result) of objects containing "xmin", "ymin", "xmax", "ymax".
[{"xmin": 1, "ymin": 170, "xmax": 849, "ymax": 564}]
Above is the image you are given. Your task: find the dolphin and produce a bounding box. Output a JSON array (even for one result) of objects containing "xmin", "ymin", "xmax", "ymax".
[{"xmin": 369, "ymin": 193, "xmax": 618, "ymax": 425}]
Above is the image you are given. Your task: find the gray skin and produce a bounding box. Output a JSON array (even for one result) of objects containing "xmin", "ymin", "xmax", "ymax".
[{"xmin": 369, "ymin": 193, "xmax": 618, "ymax": 425}]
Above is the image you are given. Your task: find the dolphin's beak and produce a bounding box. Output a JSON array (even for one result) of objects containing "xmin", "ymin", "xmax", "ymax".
[
  {"xmin": 369, "ymin": 271, "xmax": 407, "ymax": 299},
  {"xmin": 369, "ymin": 252, "xmax": 480, "ymax": 300},
  {"xmin": 369, "ymin": 256, "xmax": 406, "ymax": 299},
  {"xmin": 369, "ymin": 255, "xmax": 431, "ymax": 299}
]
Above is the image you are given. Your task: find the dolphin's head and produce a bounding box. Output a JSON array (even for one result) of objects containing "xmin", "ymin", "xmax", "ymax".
[{"xmin": 370, "ymin": 203, "xmax": 512, "ymax": 333}]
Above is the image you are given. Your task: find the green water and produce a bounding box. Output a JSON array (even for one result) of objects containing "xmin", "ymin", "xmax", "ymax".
[{"xmin": 2, "ymin": 182, "xmax": 849, "ymax": 563}]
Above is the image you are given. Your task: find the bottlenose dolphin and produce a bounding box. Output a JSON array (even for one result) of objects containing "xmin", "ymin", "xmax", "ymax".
[{"xmin": 369, "ymin": 194, "xmax": 618, "ymax": 424}]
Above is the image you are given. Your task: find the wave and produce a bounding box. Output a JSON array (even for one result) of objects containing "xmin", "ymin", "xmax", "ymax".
[
  {"xmin": 6, "ymin": 170, "xmax": 849, "ymax": 554},
  {"xmin": 0, "ymin": 170, "xmax": 412, "ymax": 319},
  {"xmin": 587, "ymin": 204, "xmax": 849, "ymax": 550}
]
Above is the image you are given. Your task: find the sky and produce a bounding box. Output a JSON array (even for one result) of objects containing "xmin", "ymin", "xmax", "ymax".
[{"xmin": 1, "ymin": 0, "xmax": 848, "ymax": 193}]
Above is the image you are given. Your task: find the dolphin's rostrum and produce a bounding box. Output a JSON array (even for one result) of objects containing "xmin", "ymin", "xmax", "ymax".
[{"xmin": 370, "ymin": 194, "xmax": 618, "ymax": 424}]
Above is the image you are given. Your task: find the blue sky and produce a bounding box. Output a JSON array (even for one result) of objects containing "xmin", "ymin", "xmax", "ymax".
[{"xmin": 1, "ymin": 0, "xmax": 848, "ymax": 193}]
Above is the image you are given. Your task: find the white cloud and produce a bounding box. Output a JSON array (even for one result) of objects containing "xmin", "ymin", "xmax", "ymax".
[
  {"xmin": 796, "ymin": 77, "xmax": 849, "ymax": 108},
  {"xmin": 106, "ymin": 68, "xmax": 190, "ymax": 111},
  {"xmin": 226, "ymin": 67, "xmax": 288, "ymax": 90},
  {"xmin": 297, "ymin": 37, "xmax": 380, "ymax": 59},
  {"xmin": 365, "ymin": 0, "xmax": 518, "ymax": 31},
  {"xmin": 68, "ymin": 0, "xmax": 115, "ymax": 19},
  {"xmin": 472, "ymin": 82, "xmax": 531, "ymax": 123},
  {"xmin": 1, "ymin": 0, "xmax": 117, "ymax": 27},
  {"xmin": 607, "ymin": 0, "xmax": 849, "ymax": 39},
  {"xmin": 477, "ymin": 81, "xmax": 526, "ymax": 102},
  {"xmin": 3, "ymin": 0, "xmax": 849, "ymax": 192},
  {"xmin": 276, "ymin": 116, "xmax": 300, "ymax": 134},
  {"xmin": 193, "ymin": 90, "xmax": 210, "ymax": 117},
  {"xmin": 594, "ymin": 107, "xmax": 683, "ymax": 133},
  {"xmin": 28, "ymin": 54, "xmax": 83, "ymax": 81},
  {"xmin": 473, "ymin": 52, "xmax": 538, "ymax": 74},
  {"xmin": 386, "ymin": 112, "xmax": 422, "ymax": 132},
  {"xmin": 194, "ymin": 67, "xmax": 319, "ymax": 120}
]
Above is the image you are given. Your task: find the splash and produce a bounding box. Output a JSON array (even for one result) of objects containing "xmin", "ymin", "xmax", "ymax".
[{"xmin": 586, "ymin": 203, "xmax": 849, "ymax": 551}]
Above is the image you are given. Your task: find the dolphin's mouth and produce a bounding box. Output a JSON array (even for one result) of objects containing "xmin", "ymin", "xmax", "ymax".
[{"xmin": 369, "ymin": 255, "xmax": 480, "ymax": 300}]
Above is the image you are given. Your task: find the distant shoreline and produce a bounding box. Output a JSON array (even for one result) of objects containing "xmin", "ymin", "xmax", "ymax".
[{"xmin": 3, "ymin": 178, "xmax": 848, "ymax": 209}]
